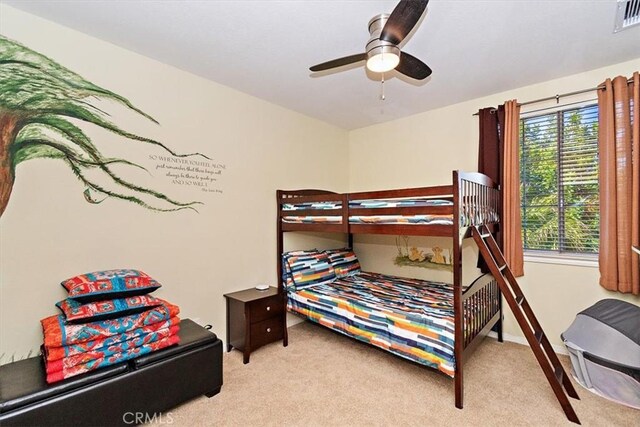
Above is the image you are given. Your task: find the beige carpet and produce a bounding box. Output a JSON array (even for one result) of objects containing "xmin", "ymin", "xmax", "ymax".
[{"xmin": 169, "ymin": 322, "xmax": 637, "ymax": 426}]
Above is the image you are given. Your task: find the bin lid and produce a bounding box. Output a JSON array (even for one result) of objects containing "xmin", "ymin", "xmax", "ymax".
[
  {"xmin": 579, "ymin": 299, "xmax": 640, "ymax": 346},
  {"xmin": 563, "ymin": 299, "xmax": 640, "ymax": 368}
]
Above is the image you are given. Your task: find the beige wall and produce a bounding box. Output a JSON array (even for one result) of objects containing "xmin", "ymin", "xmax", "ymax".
[
  {"xmin": 0, "ymin": 5, "xmax": 348, "ymax": 361},
  {"xmin": 349, "ymin": 58, "xmax": 640, "ymax": 347}
]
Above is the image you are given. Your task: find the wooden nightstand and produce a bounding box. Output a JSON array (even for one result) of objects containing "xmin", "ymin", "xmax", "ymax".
[{"xmin": 223, "ymin": 286, "xmax": 288, "ymax": 364}]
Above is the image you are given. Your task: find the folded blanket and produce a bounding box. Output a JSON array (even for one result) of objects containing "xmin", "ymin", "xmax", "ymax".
[
  {"xmin": 46, "ymin": 333, "xmax": 180, "ymax": 383},
  {"xmin": 44, "ymin": 317, "xmax": 180, "ymax": 361},
  {"xmin": 45, "ymin": 325, "xmax": 179, "ymax": 373},
  {"xmin": 41, "ymin": 299, "xmax": 179, "ymax": 347}
]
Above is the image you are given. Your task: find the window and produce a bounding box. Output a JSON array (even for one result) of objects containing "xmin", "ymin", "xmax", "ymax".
[{"xmin": 519, "ymin": 104, "xmax": 599, "ymax": 256}]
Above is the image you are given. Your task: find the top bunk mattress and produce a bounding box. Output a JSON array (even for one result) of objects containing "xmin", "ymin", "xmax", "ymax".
[
  {"xmin": 282, "ymin": 197, "xmax": 455, "ymax": 226},
  {"xmin": 282, "ymin": 198, "xmax": 453, "ymax": 210},
  {"xmin": 282, "ymin": 215, "xmax": 454, "ymax": 225},
  {"xmin": 286, "ymin": 271, "xmax": 458, "ymax": 376}
]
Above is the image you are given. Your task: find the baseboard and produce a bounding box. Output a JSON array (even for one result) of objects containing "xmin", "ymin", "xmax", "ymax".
[
  {"xmin": 286, "ymin": 312, "xmax": 304, "ymax": 327},
  {"xmin": 488, "ymin": 331, "xmax": 568, "ymax": 355}
]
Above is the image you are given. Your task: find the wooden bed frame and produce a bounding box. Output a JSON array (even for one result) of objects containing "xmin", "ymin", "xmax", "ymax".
[{"xmin": 276, "ymin": 170, "xmax": 502, "ymax": 410}]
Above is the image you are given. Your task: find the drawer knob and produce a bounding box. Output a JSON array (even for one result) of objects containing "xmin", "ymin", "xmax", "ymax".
[
  {"xmin": 266, "ymin": 327, "xmax": 272, "ymax": 333},
  {"xmin": 266, "ymin": 306, "xmax": 271, "ymax": 311}
]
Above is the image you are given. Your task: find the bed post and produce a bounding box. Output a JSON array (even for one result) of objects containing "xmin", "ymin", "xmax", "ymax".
[
  {"xmin": 277, "ymin": 190, "xmax": 284, "ymax": 294},
  {"xmin": 452, "ymin": 171, "xmax": 464, "ymax": 409},
  {"xmin": 496, "ymin": 180, "xmax": 504, "ymax": 343},
  {"xmin": 346, "ymin": 193, "xmax": 354, "ymax": 249},
  {"xmin": 497, "ymin": 289, "xmax": 504, "ymax": 343},
  {"xmin": 276, "ymin": 190, "xmax": 288, "ymax": 346}
]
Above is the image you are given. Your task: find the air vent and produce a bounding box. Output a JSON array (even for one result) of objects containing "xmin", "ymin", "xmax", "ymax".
[{"xmin": 614, "ymin": 0, "xmax": 640, "ymax": 32}]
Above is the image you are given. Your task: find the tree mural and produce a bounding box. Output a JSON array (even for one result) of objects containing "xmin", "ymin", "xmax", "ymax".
[{"xmin": 0, "ymin": 35, "xmax": 209, "ymax": 217}]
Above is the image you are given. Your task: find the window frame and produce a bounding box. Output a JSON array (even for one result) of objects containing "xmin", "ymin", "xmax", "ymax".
[{"xmin": 519, "ymin": 100, "xmax": 600, "ymax": 264}]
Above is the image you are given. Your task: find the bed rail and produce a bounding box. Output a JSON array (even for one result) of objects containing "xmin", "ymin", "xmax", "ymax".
[
  {"xmin": 278, "ymin": 172, "xmax": 499, "ymax": 238},
  {"xmin": 277, "ymin": 190, "xmax": 348, "ymax": 233},
  {"xmin": 462, "ymin": 274, "xmax": 501, "ymax": 354},
  {"xmin": 456, "ymin": 171, "xmax": 500, "ymax": 228},
  {"xmin": 348, "ymin": 185, "xmax": 454, "ymax": 200}
]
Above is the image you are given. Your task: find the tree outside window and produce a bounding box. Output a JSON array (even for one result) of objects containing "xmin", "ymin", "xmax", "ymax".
[{"xmin": 519, "ymin": 104, "xmax": 599, "ymax": 255}]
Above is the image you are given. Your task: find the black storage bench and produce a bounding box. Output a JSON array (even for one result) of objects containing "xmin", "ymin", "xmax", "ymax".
[{"xmin": 0, "ymin": 319, "xmax": 222, "ymax": 426}]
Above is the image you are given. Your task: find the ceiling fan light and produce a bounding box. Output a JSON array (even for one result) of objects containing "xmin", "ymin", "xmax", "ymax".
[
  {"xmin": 366, "ymin": 52, "xmax": 400, "ymax": 73},
  {"xmin": 366, "ymin": 45, "xmax": 400, "ymax": 73}
]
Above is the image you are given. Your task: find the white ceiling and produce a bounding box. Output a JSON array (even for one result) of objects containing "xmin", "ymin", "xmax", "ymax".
[{"xmin": 4, "ymin": 0, "xmax": 639, "ymax": 130}]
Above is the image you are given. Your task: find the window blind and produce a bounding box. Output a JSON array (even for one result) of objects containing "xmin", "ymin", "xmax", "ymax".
[{"xmin": 520, "ymin": 104, "xmax": 599, "ymax": 254}]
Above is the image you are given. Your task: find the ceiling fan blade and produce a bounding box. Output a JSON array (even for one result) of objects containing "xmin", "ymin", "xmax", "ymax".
[
  {"xmin": 380, "ymin": 0, "xmax": 429, "ymax": 46},
  {"xmin": 309, "ymin": 53, "xmax": 367, "ymax": 72},
  {"xmin": 396, "ymin": 51, "xmax": 432, "ymax": 80}
]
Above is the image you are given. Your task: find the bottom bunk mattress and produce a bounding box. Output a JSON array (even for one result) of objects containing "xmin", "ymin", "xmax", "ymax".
[{"xmin": 287, "ymin": 272, "xmax": 457, "ymax": 376}]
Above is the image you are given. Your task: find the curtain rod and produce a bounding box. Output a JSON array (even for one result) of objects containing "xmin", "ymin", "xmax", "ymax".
[
  {"xmin": 521, "ymin": 98, "xmax": 598, "ymax": 117},
  {"xmin": 471, "ymin": 77, "xmax": 634, "ymax": 116}
]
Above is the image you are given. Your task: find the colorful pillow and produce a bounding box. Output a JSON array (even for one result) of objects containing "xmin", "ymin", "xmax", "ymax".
[
  {"xmin": 56, "ymin": 295, "xmax": 163, "ymax": 324},
  {"xmin": 61, "ymin": 269, "xmax": 161, "ymax": 302},
  {"xmin": 324, "ymin": 248, "xmax": 361, "ymax": 278},
  {"xmin": 282, "ymin": 258, "xmax": 294, "ymax": 289},
  {"xmin": 284, "ymin": 250, "xmax": 336, "ymax": 290},
  {"xmin": 282, "ymin": 250, "xmax": 318, "ymax": 289}
]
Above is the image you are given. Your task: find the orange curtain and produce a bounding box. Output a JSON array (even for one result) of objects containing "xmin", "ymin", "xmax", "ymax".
[
  {"xmin": 598, "ymin": 72, "xmax": 640, "ymax": 295},
  {"xmin": 502, "ymin": 100, "xmax": 525, "ymax": 277}
]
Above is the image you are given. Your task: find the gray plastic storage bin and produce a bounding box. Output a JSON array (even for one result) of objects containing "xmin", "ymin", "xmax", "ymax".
[{"xmin": 561, "ymin": 299, "xmax": 640, "ymax": 409}]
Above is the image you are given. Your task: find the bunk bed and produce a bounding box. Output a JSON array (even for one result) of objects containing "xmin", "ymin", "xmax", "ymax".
[{"xmin": 276, "ymin": 171, "xmax": 502, "ymax": 410}]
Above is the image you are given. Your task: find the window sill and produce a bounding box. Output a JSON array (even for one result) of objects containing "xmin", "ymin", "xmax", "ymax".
[{"xmin": 524, "ymin": 253, "xmax": 598, "ymax": 268}]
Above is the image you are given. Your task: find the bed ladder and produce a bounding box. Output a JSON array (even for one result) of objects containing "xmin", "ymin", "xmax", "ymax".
[{"xmin": 471, "ymin": 225, "xmax": 581, "ymax": 425}]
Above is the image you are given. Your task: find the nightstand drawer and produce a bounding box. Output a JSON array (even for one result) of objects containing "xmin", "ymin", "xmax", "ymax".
[
  {"xmin": 250, "ymin": 317, "xmax": 283, "ymax": 349},
  {"xmin": 249, "ymin": 294, "xmax": 283, "ymax": 323}
]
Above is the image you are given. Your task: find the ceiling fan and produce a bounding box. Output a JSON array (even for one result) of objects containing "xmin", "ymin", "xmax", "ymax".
[{"xmin": 309, "ymin": 0, "xmax": 432, "ymax": 80}]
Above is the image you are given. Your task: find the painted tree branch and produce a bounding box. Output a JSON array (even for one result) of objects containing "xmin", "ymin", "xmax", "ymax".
[{"xmin": 0, "ymin": 35, "xmax": 209, "ymax": 217}]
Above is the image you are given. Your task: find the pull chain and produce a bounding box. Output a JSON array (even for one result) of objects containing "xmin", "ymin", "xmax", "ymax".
[{"xmin": 380, "ymin": 73, "xmax": 386, "ymax": 101}]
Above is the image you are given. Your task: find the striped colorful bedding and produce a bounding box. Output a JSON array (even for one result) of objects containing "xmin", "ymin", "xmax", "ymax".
[
  {"xmin": 283, "ymin": 198, "xmax": 453, "ymax": 211},
  {"xmin": 282, "ymin": 215, "xmax": 454, "ymax": 225},
  {"xmin": 287, "ymin": 271, "xmax": 459, "ymax": 376},
  {"xmin": 283, "ymin": 197, "xmax": 454, "ymax": 225}
]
